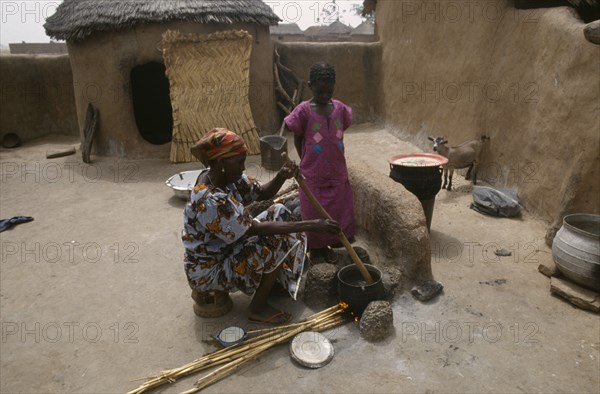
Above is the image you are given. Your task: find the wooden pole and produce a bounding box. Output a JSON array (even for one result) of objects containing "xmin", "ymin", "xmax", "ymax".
[{"xmin": 282, "ymin": 153, "xmax": 373, "ymax": 284}]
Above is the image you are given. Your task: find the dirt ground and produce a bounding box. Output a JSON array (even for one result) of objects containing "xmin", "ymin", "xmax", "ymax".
[{"xmin": 1, "ymin": 123, "xmax": 598, "ymax": 393}]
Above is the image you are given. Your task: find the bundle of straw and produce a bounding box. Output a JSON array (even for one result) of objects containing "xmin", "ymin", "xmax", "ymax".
[
  {"xmin": 128, "ymin": 303, "xmax": 349, "ymax": 394},
  {"xmin": 162, "ymin": 29, "xmax": 262, "ymax": 163}
]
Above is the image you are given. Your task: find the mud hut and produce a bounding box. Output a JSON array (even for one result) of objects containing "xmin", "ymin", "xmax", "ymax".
[{"xmin": 44, "ymin": 0, "xmax": 280, "ymax": 158}]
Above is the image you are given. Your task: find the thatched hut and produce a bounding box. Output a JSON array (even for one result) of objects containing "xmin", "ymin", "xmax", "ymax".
[
  {"xmin": 306, "ymin": 21, "xmax": 353, "ymax": 42},
  {"xmin": 351, "ymin": 21, "xmax": 376, "ymax": 42},
  {"xmin": 44, "ymin": 0, "xmax": 280, "ymax": 158},
  {"xmin": 270, "ymin": 23, "xmax": 305, "ymax": 42}
]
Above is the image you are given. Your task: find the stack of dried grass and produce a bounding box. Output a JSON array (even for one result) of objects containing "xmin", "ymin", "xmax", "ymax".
[
  {"xmin": 128, "ymin": 303, "xmax": 349, "ymax": 394},
  {"xmin": 162, "ymin": 29, "xmax": 261, "ymax": 163}
]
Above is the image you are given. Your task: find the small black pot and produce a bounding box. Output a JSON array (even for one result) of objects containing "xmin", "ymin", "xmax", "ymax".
[{"xmin": 337, "ymin": 264, "xmax": 386, "ymax": 316}]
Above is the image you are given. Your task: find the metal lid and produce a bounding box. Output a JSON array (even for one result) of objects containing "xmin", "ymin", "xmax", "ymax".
[
  {"xmin": 388, "ymin": 153, "xmax": 448, "ymax": 167},
  {"xmin": 289, "ymin": 331, "xmax": 334, "ymax": 368}
]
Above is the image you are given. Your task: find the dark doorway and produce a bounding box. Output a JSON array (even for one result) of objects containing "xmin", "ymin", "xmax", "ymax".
[{"xmin": 131, "ymin": 62, "xmax": 173, "ymax": 145}]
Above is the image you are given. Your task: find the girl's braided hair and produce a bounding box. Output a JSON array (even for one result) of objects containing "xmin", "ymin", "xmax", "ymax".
[{"xmin": 309, "ymin": 63, "xmax": 336, "ymax": 85}]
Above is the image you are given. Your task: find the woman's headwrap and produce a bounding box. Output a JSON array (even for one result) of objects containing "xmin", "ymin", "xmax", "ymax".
[{"xmin": 190, "ymin": 128, "xmax": 248, "ymax": 166}]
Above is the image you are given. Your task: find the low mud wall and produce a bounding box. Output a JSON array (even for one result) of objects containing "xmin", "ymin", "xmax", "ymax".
[
  {"xmin": 0, "ymin": 54, "xmax": 78, "ymax": 143},
  {"xmin": 348, "ymin": 158, "xmax": 432, "ymax": 287}
]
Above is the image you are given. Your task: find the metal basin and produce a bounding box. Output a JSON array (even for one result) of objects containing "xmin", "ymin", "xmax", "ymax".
[
  {"xmin": 165, "ymin": 170, "xmax": 202, "ymax": 200},
  {"xmin": 552, "ymin": 213, "xmax": 600, "ymax": 292}
]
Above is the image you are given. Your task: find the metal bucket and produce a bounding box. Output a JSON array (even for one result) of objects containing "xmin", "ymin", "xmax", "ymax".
[
  {"xmin": 260, "ymin": 135, "xmax": 288, "ymax": 171},
  {"xmin": 552, "ymin": 213, "xmax": 600, "ymax": 292}
]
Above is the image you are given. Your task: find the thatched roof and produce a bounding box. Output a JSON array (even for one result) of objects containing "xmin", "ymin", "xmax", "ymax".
[
  {"xmin": 321, "ymin": 21, "xmax": 352, "ymax": 35},
  {"xmin": 44, "ymin": 0, "xmax": 281, "ymax": 42},
  {"xmin": 351, "ymin": 21, "xmax": 374, "ymax": 35},
  {"xmin": 303, "ymin": 25, "xmax": 325, "ymax": 36},
  {"xmin": 270, "ymin": 23, "xmax": 303, "ymax": 35}
]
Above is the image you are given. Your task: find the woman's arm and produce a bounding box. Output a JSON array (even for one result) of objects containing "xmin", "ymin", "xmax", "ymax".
[
  {"xmin": 256, "ymin": 156, "xmax": 298, "ymax": 201},
  {"xmin": 246, "ymin": 218, "xmax": 340, "ymax": 237},
  {"xmin": 256, "ymin": 169, "xmax": 288, "ymax": 201}
]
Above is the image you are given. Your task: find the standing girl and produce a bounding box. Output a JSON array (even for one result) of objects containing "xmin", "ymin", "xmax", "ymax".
[{"xmin": 284, "ymin": 63, "xmax": 355, "ymax": 263}]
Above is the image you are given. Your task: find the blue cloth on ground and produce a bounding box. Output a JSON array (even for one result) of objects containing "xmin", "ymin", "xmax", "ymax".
[{"xmin": 0, "ymin": 216, "xmax": 34, "ymax": 232}]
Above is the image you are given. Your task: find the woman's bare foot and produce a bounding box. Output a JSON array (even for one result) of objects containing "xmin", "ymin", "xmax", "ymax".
[{"xmin": 248, "ymin": 303, "xmax": 292, "ymax": 325}]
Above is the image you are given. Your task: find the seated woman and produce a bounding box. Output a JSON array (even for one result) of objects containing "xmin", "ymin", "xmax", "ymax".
[{"xmin": 182, "ymin": 128, "xmax": 340, "ymax": 325}]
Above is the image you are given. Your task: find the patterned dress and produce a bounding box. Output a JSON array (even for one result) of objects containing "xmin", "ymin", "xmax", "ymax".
[
  {"xmin": 182, "ymin": 171, "xmax": 306, "ymax": 299},
  {"xmin": 285, "ymin": 99, "xmax": 355, "ymax": 249}
]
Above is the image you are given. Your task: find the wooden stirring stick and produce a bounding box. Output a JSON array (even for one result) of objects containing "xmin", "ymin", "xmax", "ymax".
[{"xmin": 282, "ymin": 153, "xmax": 374, "ymax": 284}]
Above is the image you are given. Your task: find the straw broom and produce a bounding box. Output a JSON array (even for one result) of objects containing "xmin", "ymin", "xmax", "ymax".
[{"xmin": 128, "ymin": 304, "xmax": 348, "ymax": 394}]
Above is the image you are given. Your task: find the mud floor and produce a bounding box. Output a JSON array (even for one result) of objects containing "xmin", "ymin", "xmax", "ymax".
[{"xmin": 0, "ymin": 124, "xmax": 598, "ymax": 393}]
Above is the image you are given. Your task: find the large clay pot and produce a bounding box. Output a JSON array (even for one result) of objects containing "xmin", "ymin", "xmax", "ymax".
[{"xmin": 552, "ymin": 213, "xmax": 600, "ymax": 292}]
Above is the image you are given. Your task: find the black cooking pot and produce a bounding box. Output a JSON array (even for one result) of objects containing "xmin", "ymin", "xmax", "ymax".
[{"xmin": 337, "ymin": 264, "xmax": 385, "ymax": 316}]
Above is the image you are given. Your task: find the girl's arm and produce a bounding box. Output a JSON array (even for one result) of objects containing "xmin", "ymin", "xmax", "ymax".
[
  {"xmin": 294, "ymin": 134, "xmax": 303, "ymax": 158},
  {"xmin": 283, "ymin": 104, "xmax": 306, "ymax": 159}
]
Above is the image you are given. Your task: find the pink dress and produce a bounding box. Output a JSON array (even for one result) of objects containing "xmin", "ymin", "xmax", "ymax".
[{"xmin": 284, "ymin": 99, "xmax": 355, "ymax": 249}]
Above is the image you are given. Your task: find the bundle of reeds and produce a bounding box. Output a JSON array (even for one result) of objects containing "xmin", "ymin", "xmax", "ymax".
[{"xmin": 127, "ymin": 303, "xmax": 349, "ymax": 394}]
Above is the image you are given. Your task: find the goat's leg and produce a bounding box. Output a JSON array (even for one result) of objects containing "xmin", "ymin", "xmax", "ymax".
[
  {"xmin": 441, "ymin": 168, "xmax": 448, "ymax": 190},
  {"xmin": 447, "ymin": 168, "xmax": 454, "ymax": 191},
  {"xmin": 472, "ymin": 162, "xmax": 478, "ymax": 185},
  {"xmin": 465, "ymin": 163, "xmax": 473, "ymax": 180}
]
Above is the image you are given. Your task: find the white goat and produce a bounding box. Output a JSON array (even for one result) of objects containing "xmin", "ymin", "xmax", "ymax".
[{"xmin": 428, "ymin": 136, "xmax": 490, "ymax": 191}]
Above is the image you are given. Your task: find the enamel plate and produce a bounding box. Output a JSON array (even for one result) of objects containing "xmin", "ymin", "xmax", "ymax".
[
  {"xmin": 289, "ymin": 331, "xmax": 334, "ymax": 368},
  {"xmin": 215, "ymin": 326, "xmax": 247, "ymax": 347}
]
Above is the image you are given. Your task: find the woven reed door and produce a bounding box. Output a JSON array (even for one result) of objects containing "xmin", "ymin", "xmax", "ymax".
[{"xmin": 162, "ymin": 30, "xmax": 261, "ymax": 163}]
